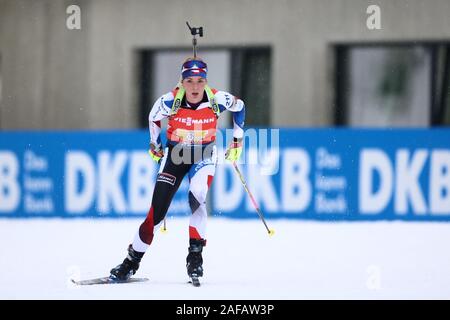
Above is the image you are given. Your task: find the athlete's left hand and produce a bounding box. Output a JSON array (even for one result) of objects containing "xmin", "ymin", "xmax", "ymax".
[
  {"xmin": 225, "ymin": 138, "xmax": 243, "ymax": 162},
  {"xmin": 148, "ymin": 142, "xmax": 164, "ymax": 163}
]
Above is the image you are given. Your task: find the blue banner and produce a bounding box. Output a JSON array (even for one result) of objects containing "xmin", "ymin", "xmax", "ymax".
[
  {"xmin": 0, "ymin": 131, "xmax": 188, "ymax": 218},
  {"xmin": 1, "ymin": 129, "xmax": 449, "ymax": 220}
]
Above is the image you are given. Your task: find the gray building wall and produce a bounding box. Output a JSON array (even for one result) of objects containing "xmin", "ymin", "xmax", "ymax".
[{"xmin": 1, "ymin": 0, "xmax": 450, "ymax": 129}]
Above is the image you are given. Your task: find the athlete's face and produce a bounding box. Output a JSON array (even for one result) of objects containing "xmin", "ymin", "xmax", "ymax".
[{"xmin": 182, "ymin": 77, "xmax": 207, "ymax": 104}]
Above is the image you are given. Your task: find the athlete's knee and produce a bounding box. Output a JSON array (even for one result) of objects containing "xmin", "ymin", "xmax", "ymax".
[
  {"xmin": 190, "ymin": 183, "xmax": 208, "ymax": 202},
  {"xmin": 188, "ymin": 186, "xmax": 207, "ymax": 213},
  {"xmin": 151, "ymin": 204, "xmax": 167, "ymax": 226}
]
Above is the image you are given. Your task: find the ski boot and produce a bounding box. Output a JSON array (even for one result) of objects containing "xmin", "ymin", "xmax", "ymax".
[
  {"xmin": 110, "ymin": 244, "xmax": 144, "ymax": 281},
  {"xmin": 186, "ymin": 239, "xmax": 206, "ymax": 285}
]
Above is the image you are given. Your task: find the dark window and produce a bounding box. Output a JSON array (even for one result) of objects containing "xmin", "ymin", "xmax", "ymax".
[
  {"xmin": 138, "ymin": 51, "xmax": 153, "ymax": 128},
  {"xmin": 0, "ymin": 54, "xmax": 2, "ymax": 128},
  {"xmin": 231, "ymin": 48, "xmax": 272, "ymax": 127},
  {"xmin": 433, "ymin": 45, "xmax": 450, "ymax": 125},
  {"xmin": 335, "ymin": 43, "xmax": 450, "ymax": 127}
]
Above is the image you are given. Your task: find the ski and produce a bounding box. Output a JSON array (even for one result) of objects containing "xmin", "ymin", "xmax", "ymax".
[
  {"xmin": 188, "ymin": 276, "xmax": 201, "ymax": 287},
  {"xmin": 71, "ymin": 276, "xmax": 149, "ymax": 286}
]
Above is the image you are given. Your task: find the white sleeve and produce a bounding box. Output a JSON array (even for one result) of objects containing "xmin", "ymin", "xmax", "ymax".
[
  {"xmin": 148, "ymin": 92, "xmax": 173, "ymax": 122},
  {"xmin": 148, "ymin": 92, "xmax": 173, "ymax": 146},
  {"xmin": 215, "ymin": 91, "xmax": 244, "ymax": 112},
  {"xmin": 215, "ymin": 90, "xmax": 245, "ymax": 139}
]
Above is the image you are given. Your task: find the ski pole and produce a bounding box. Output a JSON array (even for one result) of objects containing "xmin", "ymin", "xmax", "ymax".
[
  {"xmin": 232, "ymin": 161, "xmax": 275, "ymax": 237},
  {"xmin": 160, "ymin": 218, "xmax": 168, "ymax": 233}
]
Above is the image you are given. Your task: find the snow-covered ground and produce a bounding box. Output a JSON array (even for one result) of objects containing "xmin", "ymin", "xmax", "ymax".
[{"xmin": 1, "ymin": 217, "xmax": 450, "ymax": 299}]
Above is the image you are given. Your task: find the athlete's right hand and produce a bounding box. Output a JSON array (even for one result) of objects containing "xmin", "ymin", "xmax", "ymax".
[
  {"xmin": 225, "ymin": 138, "xmax": 243, "ymax": 162},
  {"xmin": 148, "ymin": 143, "xmax": 164, "ymax": 163}
]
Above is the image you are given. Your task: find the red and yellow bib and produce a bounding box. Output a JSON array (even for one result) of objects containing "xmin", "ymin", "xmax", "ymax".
[
  {"xmin": 167, "ymin": 107, "xmax": 217, "ymax": 144},
  {"xmin": 167, "ymin": 87, "xmax": 219, "ymax": 145}
]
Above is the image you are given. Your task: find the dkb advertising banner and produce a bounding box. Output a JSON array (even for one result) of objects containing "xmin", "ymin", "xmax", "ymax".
[{"xmin": 0, "ymin": 129, "xmax": 449, "ymax": 220}]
